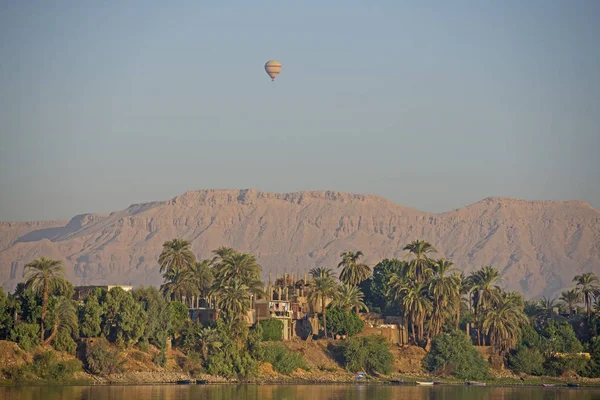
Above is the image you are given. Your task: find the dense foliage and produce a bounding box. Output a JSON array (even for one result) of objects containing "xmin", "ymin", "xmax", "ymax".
[
  {"xmin": 259, "ymin": 318, "xmax": 284, "ymax": 341},
  {"xmin": 335, "ymin": 335, "xmax": 394, "ymax": 375},
  {"xmin": 424, "ymin": 331, "xmax": 489, "ymax": 380},
  {"xmin": 260, "ymin": 342, "xmax": 307, "ymax": 374},
  {"xmin": 320, "ymin": 306, "xmax": 364, "ymax": 337}
]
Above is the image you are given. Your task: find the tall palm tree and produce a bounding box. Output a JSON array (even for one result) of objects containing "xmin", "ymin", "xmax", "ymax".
[
  {"xmin": 560, "ymin": 288, "xmax": 582, "ymax": 316},
  {"xmin": 308, "ymin": 275, "xmax": 339, "ymax": 339},
  {"xmin": 428, "ymin": 259, "xmax": 460, "ymax": 338},
  {"xmin": 337, "ymin": 251, "xmax": 371, "ymax": 287},
  {"xmin": 214, "ymin": 280, "xmax": 252, "ymax": 337},
  {"xmin": 333, "ymin": 284, "xmax": 369, "ymax": 312},
  {"xmin": 24, "ymin": 257, "xmax": 67, "ymax": 341},
  {"xmin": 470, "ymin": 266, "xmax": 503, "ymax": 345},
  {"xmin": 573, "ymin": 273, "xmax": 599, "ymax": 320},
  {"xmin": 161, "ymin": 266, "xmax": 194, "ymax": 303},
  {"xmin": 399, "ymin": 281, "xmax": 431, "ymax": 343},
  {"xmin": 158, "ymin": 238, "xmax": 196, "ymax": 275},
  {"xmin": 211, "ymin": 246, "xmax": 236, "ymax": 265},
  {"xmin": 44, "ymin": 297, "xmax": 78, "ymax": 345},
  {"xmin": 538, "ymin": 296, "xmax": 557, "ymax": 321},
  {"xmin": 455, "ymin": 273, "xmax": 472, "ymax": 330},
  {"xmin": 403, "ymin": 240, "xmax": 437, "ymax": 282},
  {"xmin": 483, "ymin": 293, "xmax": 528, "ymax": 355},
  {"xmin": 190, "ymin": 259, "xmax": 214, "ymax": 306},
  {"xmin": 212, "ymin": 252, "xmax": 264, "ymax": 298}
]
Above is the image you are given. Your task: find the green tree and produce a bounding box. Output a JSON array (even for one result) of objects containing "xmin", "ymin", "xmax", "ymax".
[
  {"xmin": 333, "ymin": 284, "xmax": 368, "ymax": 312},
  {"xmin": 337, "ymin": 251, "xmax": 371, "ymax": 287},
  {"xmin": 44, "ymin": 297, "xmax": 78, "ymax": 345},
  {"xmin": 102, "ymin": 287, "xmax": 146, "ymax": 346},
  {"xmin": 389, "ymin": 279, "xmax": 431, "ymax": 343},
  {"xmin": 428, "ymin": 258, "xmax": 460, "ymax": 338},
  {"xmin": 158, "ymin": 238, "xmax": 196, "ymax": 275},
  {"xmin": 482, "ymin": 293, "xmax": 528, "ymax": 355},
  {"xmin": 134, "ymin": 286, "xmax": 172, "ymax": 349},
  {"xmin": 79, "ymin": 290, "xmax": 104, "ymax": 338},
  {"xmin": 469, "ymin": 265, "xmax": 503, "ymax": 345},
  {"xmin": 573, "ymin": 272, "xmax": 599, "ymax": 320},
  {"xmin": 24, "ymin": 257, "xmax": 67, "ymax": 341},
  {"xmin": 169, "ymin": 301, "xmax": 189, "ymax": 337},
  {"xmin": 214, "ymin": 280, "xmax": 252, "ymax": 338},
  {"xmin": 212, "ymin": 252, "xmax": 264, "ymax": 298},
  {"xmin": 403, "ymin": 240, "xmax": 437, "ymax": 282},
  {"xmin": 322, "ymin": 306, "xmax": 364, "ymax": 337},
  {"xmin": 361, "ymin": 259, "xmax": 405, "ymax": 314},
  {"xmin": 308, "ymin": 273, "xmax": 339, "ymax": 339},
  {"xmin": 560, "ymin": 288, "xmax": 582, "ymax": 316},
  {"xmin": 161, "ymin": 265, "xmax": 194, "ymax": 303},
  {"xmin": 541, "ymin": 320, "xmax": 583, "ymax": 355},
  {"xmin": 0, "ymin": 287, "xmax": 14, "ymax": 339},
  {"xmin": 424, "ymin": 331, "xmax": 489, "ymax": 380}
]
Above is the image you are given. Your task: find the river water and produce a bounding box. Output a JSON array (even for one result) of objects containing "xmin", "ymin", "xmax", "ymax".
[{"xmin": 2, "ymin": 384, "xmax": 600, "ymax": 400}]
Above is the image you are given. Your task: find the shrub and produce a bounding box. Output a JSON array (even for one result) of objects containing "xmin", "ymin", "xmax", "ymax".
[
  {"xmin": 322, "ymin": 307, "xmax": 364, "ymax": 338},
  {"xmin": 541, "ymin": 320, "xmax": 583, "ymax": 355},
  {"xmin": 182, "ymin": 352, "xmax": 204, "ymax": 376},
  {"xmin": 424, "ymin": 331, "xmax": 489, "ymax": 380},
  {"xmin": 84, "ymin": 338, "xmax": 123, "ymax": 375},
  {"xmin": 10, "ymin": 323, "xmax": 40, "ymax": 351},
  {"xmin": 260, "ymin": 343, "xmax": 307, "ymax": 374},
  {"xmin": 336, "ymin": 335, "xmax": 394, "ymax": 375},
  {"xmin": 543, "ymin": 354, "xmax": 589, "ymax": 376},
  {"xmin": 260, "ymin": 319, "xmax": 284, "ymax": 341},
  {"xmin": 509, "ymin": 345, "xmax": 545, "ymax": 375},
  {"xmin": 30, "ymin": 351, "xmax": 82, "ymax": 381}
]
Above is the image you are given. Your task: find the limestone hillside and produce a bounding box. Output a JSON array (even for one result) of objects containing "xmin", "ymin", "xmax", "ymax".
[{"xmin": 1, "ymin": 189, "xmax": 599, "ymax": 299}]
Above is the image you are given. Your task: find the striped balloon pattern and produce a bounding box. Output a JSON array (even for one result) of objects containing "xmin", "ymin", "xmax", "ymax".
[{"xmin": 264, "ymin": 60, "xmax": 282, "ymax": 81}]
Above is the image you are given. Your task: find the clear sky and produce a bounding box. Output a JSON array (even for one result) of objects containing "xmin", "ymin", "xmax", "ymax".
[{"xmin": 1, "ymin": 1, "xmax": 599, "ymax": 221}]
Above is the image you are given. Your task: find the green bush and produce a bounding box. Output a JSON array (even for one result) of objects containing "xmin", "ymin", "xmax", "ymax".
[
  {"xmin": 322, "ymin": 307, "xmax": 364, "ymax": 338},
  {"xmin": 259, "ymin": 319, "xmax": 284, "ymax": 341},
  {"xmin": 509, "ymin": 345, "xmax": 545, "ymax": 375},
  {"xmin": 10, "ymin": 323, "xmax": 40, "ymax": 351},
  {"xmin": 52, "ymin": 328, "xmax": 77, "ymax": 355},
  {"xmin": 260, "ymin": 342, "xmax": 307, "ymax": 374},
  {"xmin": 584, "ymin": 336, "xmax": 600, "ymax": 377},
  {"xmin": 541, "ymin": 320, "xmax": 583, "ymax": 355},
  {"xmin": 336, "ymin": 335, "xmax": 394, "ymax": 375},
  {"xmin": 543, "ymin": 354, "xmax": 589, "ymax": 376},
  {"xmin": 424, "ymin": 331, "xmax": 489, "ymax": 380},
  {"xmin": 84, "ymin": 338, "xmax": 123, "ymax": 375},
  {"xmin": 30, "ymin": 351, "xmax": 82, "ymax": 381},
  {"xmin": 182, "ymin": 352, "xmax": 204, "ymax": 376}
]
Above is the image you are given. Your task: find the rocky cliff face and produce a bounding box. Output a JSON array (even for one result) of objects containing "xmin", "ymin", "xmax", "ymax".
[{"xmin": 1, "ymin": 189, "xmax": 599, "ymax": 299}]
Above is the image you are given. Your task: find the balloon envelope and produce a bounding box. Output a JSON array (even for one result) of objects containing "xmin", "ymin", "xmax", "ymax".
[{"xmin": 265, "ymin": 60, "xmax": 282, "ymax": 81}]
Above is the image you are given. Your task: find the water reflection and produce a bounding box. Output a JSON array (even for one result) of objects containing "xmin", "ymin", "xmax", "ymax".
[{"xmin": 2, "ymin": 384, "xmax": 600, "ymax": 400}]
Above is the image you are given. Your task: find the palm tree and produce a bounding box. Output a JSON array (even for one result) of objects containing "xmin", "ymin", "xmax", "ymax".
[
  {"xmin": 470, "ymin": 266, "xmax": 503, "ymax": 345},
  {"xmin": 308, "ymin": 275, "xmax": 339, "ymax": 339},
  {"xmin": 337, "ymin": 251, "xmax": 371, "ymax": 287},
  {"xmin": 455, "ymin": 273, "xmax": 472, "ymax": 330},
  {"xmin": 211, "ymin": 246, "xmax": 236, "ymax": 265},
  {"xmin": 24, "ymin": 257, "xmax": 67, "ymax": 341},
  {"xmin": 161, "ymin": 266, "xmax": 194, "ymax": 303},
  {"xmin": 214, "ymin": 280, "xmax": 252, "ymax": 337},
  {"xmin": 483, "ymin": 293, "xmax": 528, "ymax": 355},
  {"xmin": 212, "ymin": 252, "xmax": 264, "ymax": 298},
  {"xmin": 573, "ymin": 273, "xmax": 599, "ymax": 320},
  {"xmin": 403, "ymin": 240, "xmax": 437, "ymax": 282},
  {"xmin": 399, "ymin": 281, "xmax": 432, "ymax": 343},
  {"xmin": 560, "ymin": 288, "xmax": 582, "ymax": 316},
  {"xmin": 428, "ymin": 259, "xmax": 460, "ymax": 338},
  {"xmin": 44, "ymin": 297, "xmax": 78, "ymax": 345},
  {"xmin": 538, "ymin": 296, "xmax": 557, "ymax": 321},
  {"xmin": 158, "ymin": 238, "xmax": 196, "ymax": 275},
  {"xmin": 197, "ymin": 327, "xmax": 222, "ymax": 365},
  {"xmin": 309, "ymin": 267, "xmax": 335, "ymax": 279},
  {"xmin": 190, "ymin": 259, "xmax": 214, "ymax": 306},
  {"xmin": 333, "ymin": 284, "xmax": 369, "ymax": 312}
]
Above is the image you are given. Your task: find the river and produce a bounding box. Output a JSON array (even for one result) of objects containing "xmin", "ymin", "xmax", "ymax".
[{"xmin": 1, "ymin": 384, "xmax": 600, "ymax": 400}]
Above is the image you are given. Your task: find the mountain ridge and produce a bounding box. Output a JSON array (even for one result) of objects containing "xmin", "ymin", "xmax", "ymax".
[{"xmin": 1, "ymin": 189, "xmax": 598, "ymax": 299}]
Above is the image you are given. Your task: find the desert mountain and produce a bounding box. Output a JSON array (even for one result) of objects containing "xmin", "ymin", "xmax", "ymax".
[{"xmin": 1, "ymin": 189, "xmax": 599, "ymax": 299}]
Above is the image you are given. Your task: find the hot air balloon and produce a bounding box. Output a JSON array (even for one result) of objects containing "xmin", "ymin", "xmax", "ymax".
[{"xmin": 265, "ymin": 60, "xmax": 282, "ymax": 81}]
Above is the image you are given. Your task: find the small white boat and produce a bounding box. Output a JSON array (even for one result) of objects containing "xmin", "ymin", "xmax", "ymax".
[{"xmin": 416, "ymin": 381, "xmax": 434, "ymax": 386}]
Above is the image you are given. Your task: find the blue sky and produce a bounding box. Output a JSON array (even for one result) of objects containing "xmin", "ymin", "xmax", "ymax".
[{"xmin": 1, "ymin": 1, "xmax": 599, "ymax": 221}]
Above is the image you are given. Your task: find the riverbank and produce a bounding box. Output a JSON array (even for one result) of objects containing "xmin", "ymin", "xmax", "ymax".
[{"xmin": 1, "ymin": 339, "xmax": 599, "ymax": 388}]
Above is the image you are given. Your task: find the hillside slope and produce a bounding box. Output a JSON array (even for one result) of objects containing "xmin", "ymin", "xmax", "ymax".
[{"xmin": 1, "ymin": 189, "xmax": 599, "ymax": 298}]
